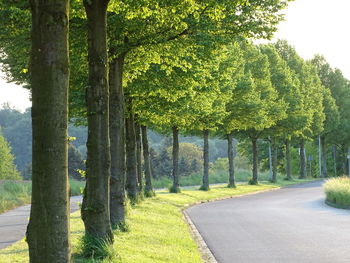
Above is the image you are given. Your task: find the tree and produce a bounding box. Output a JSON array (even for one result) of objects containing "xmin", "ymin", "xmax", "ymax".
[
  {"xmin": 0, "ymin": 129, "xmax": 20, "ymax": 180},
  {"xmin": 141, "ymin": 125, "xmax": 155, "ymax": 197},
  {"xmin": 274, "ymin": 41, "xmax": 328, "ymax": 179},
  {"xmin": 227, "ymin": 42, "xmax": 287, "ymax": 185},
  {"xmin": 80, "ymin": 0, "xmax": 113, "ymax": 246},
  {"xmin": 260, "ymin": 44, "xmax": 310, "ymax": 181},
  {"xmin": 26, "ymin": 0, "xmax": 70, "ymax": 262}
]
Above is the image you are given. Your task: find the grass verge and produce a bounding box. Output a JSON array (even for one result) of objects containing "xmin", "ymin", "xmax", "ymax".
[
  {"xmin": 0, "ymin": 179, "xmax": 84, "ymax": 214},
  {"xmin": 153, "ymin": 169, "xmax": 274, "ymax": 189},
  {"xmin": 0, "ymin": 177, "xmax": 318, "ymax": 262},
  {"xmin": 324, "ymin": 176, "xmax": 350, "ymax": 208}
]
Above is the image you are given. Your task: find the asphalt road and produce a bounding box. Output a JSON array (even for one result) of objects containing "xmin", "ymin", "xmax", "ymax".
[
  {"xmin": 187, "ymin": 181, "xmax": 350, "ymax": 263},
  {"xmin": 0, "ymin": 196, "xmax": 82, "ymax": 249}
]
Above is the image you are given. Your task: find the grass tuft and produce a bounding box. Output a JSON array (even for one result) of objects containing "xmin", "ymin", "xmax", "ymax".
[
  {"xmin": 324, "ymin": 177, "xmax": 350, "ymax": 208},
  {"xmin": 77, "ymin": 234, "xmax": 119, "ymax": 262}
]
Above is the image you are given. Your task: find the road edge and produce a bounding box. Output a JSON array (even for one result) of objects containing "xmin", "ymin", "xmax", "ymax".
[{"xmin": 183, "ymin": 210, "xmax": 218, "ymax": 263}]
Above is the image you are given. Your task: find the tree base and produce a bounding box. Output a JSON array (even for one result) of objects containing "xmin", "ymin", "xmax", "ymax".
[
  {"xmin": 169, "ymin": 185, "xmax": 181, "ymax": 193},
  {"xmin": 227, "ymin": 183, "xmax": 236, "ymax": 188},
  {"xmin": 199, "ymin": 185, "xmax": 210, "ymax": 191},
  {"xmin": 80, "ymin": 234, "xmax": 113, "ymax": 260},
  {"xmin": 127, "ymin": 192, "xmax": 141, "ymax": 205},
  {"xmin": 144, "ymin": 189, "xmax": 156, "ymax": 198},
  {"xmin": 112, "ymin": 221, "xmax": 129, "ymax": 232},
  {"xmin": 284, "ymin": 177, "xmax": 292, "ymax": 181},
  {"xmin": 248, "ymin": 178, "xmax": 258, "ymax": 185}
]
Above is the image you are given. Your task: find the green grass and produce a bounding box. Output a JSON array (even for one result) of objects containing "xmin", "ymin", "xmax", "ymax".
[
  {"xmin": 0, "ymin": 179, "xmax": 85, "ymax": 214},
  {"xmin": 0, "ymin": 177, "xmax": 317, "ymax": 263},
  {"xmin": 153, "ymin": 169, "xmax": 277, "ymax": 189},
  {"xmin": 324, "ymin": 176, "xmax": 350, "ymax": 208}
]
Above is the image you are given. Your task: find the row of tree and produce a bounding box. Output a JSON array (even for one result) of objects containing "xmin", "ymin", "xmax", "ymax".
[{"xmin": 3, "ymin": 0, "xmax": 350, "ymax": 262}]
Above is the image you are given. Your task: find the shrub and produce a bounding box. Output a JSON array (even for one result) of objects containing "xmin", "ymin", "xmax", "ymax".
[{"xmin": 324, "ymin": 177, "xmax": 350, "ymax": 207}]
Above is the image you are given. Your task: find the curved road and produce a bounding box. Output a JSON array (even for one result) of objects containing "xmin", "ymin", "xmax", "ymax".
[
  {"xmin": 187, "ymin": 181, "xmax": 350, "ymax": 263},
  {"xmin": 0, "ymin": 196, "xmax": 82, "ymax": 249}
]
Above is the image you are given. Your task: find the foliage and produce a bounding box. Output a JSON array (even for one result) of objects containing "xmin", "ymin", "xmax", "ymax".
[{"xmin": 0, "ymin": 129, "xmax": 20, "ymax": 180}]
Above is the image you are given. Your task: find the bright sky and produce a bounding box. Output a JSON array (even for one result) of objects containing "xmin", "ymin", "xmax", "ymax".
[{"xmin": 1, "ymin": 0, "xmax": 350, "ymax": 111}]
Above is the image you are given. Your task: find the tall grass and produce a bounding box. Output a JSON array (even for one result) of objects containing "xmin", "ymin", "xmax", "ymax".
[
  {"xmin": 324, "ymin": 177, "xmax": 350, "ymax": 207},
  {"xmin": 0, "ymin": 181, "xmax": 31, "ymax": 213},
  {"xmin": 0, "ymin": 179, "xmax": 85, "ymax": 214}
]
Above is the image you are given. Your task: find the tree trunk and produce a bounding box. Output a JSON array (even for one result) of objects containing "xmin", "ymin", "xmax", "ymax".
[
  {"xmin": 299, "ymin": 139, "xmax": 307, "ymax": 179},
  {"xmin": 332, "ymin": 145, "xmax": 337, "ymax": 177},
  {"xmin": 170, "ymin": 126, "xmax": 180, "ymax": 193},
  {"xmin": 109, "ymin": 54, "xmax": 126, "ymax": 229},
  {"xmin": 321, "ymin": 136, "xmax": 327, "ymax": 177},
  {"xmin": 135, "ymin": 122, "xmax": 143, "ymax": 197},
  {"xmin": 201, "ymin": 129, "xmax": 210, "ymax": 191},
  {"xmin": 250, "ymin": 138, "xmax": 258, "ymax": 185},
  {"xmin": 227, "ymin": 133, "xmax": 236, "ymax": 188},
  {"xmin": 285, "ymin": 139, "xmax": 292, "ymax": 180},
  {"xmin": 81, "ymin": 0, "xmax": 113, "ymax": 243},
  {"xmin": 342, "ymin": 146, "xmax": 347, "ymax": 175},
  {"xmin": 271, "ymin": 138, "xmax": 278, "ymax": 183},
  {"xmin": 27, "ymin": 1, "xmax": 70, "ymax": 262},
  {"xmin": 125, "ymin": 99, "xmax": 139, "ymax": 204},
  {"xmin": 142, "ymin": 126, "xmax": 154, "ymax": 197}
]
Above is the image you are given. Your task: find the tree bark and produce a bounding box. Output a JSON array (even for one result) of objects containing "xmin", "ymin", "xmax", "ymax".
[
  {"xmin": 332, "ymin": 145, "xmax": 337, "ymax": 176},
  {"xmin": 125, "ymin": 98, "xmax": 139, "ymax": 203},
  {"xmin": 271, "ymin": 138, "xmax": 278, "ymax": 183},
  {"xmin": 321, "ymin": 136, "xmax": 327, "ymax": 177},
  {"xmin": 142, "ymin": 126, "xmax": 154, "ymax": 197},
  {"xmin": 299, "ymin": 139, "xmax": 307, "ymax": 179},
  {"xmin": 81, "ymin": 0, "xmax": 113, "ymax": 243},
  {"xmin": 109, "ymin": 53, "xmax": 126, "ymax": 228},
  {"xmin": 27, "ymin": 1, "xmax": 70, "ymax": 262},
  {"xmin": 227, "ymin": 133, "xmax": 236, "ymax": 188},
  {"xmin": 342, "ymin": 146, "xmax": 347, "ymax": 175},
  {"xmin": 285, "ymin": 139, "xmax": 292, "ymax": 180},
  {"xmin": 201, "ymin": 129, "xmax": 210, "ymax": 191},
  {"xmin": 170, "ymin": 126, "xmax": 180, "ymax": 193},
  {"xmin": 250, "ymin": 138, "xmax": 258, "ymax": 185},
  {"xmin": 135, "ymin": 122, "xmax": 143, "ymax": 196}
]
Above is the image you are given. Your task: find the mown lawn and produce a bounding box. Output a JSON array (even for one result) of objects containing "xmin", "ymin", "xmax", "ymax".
[{"xmin": 0, "ymin": 178, "xmax": 317, "ymax": 263}]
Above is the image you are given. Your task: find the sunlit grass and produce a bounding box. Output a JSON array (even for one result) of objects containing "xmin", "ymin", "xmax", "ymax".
[{"xmin": 0, "ymin": 177, "xmax": 317, "ymax": 262}]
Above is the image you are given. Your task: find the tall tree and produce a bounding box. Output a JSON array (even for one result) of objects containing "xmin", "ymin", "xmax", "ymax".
[
  {"xmin": 81, "ymin": 0, "xmax": 113, "ymax": 244},
  {"xmin": 261, "ymin": 44, "xmax": 309, "ymax": 181},
  {"xmin": 231, "ymin": 42, "xmax": 287, "ymax": 184},
  {"xmin": 26, "ymin": 0, "xmax": 71, "ymax": 262}
]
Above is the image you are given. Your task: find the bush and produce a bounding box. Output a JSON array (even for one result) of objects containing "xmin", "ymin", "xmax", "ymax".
[{"xmin": 324, "ymin": 177, "xmax": 350, "ymax": 207}]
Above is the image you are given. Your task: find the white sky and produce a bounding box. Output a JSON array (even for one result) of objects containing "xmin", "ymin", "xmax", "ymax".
[{"xmin": 1, "ymin": 0, "xmax": 350, "ymax": 111}]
